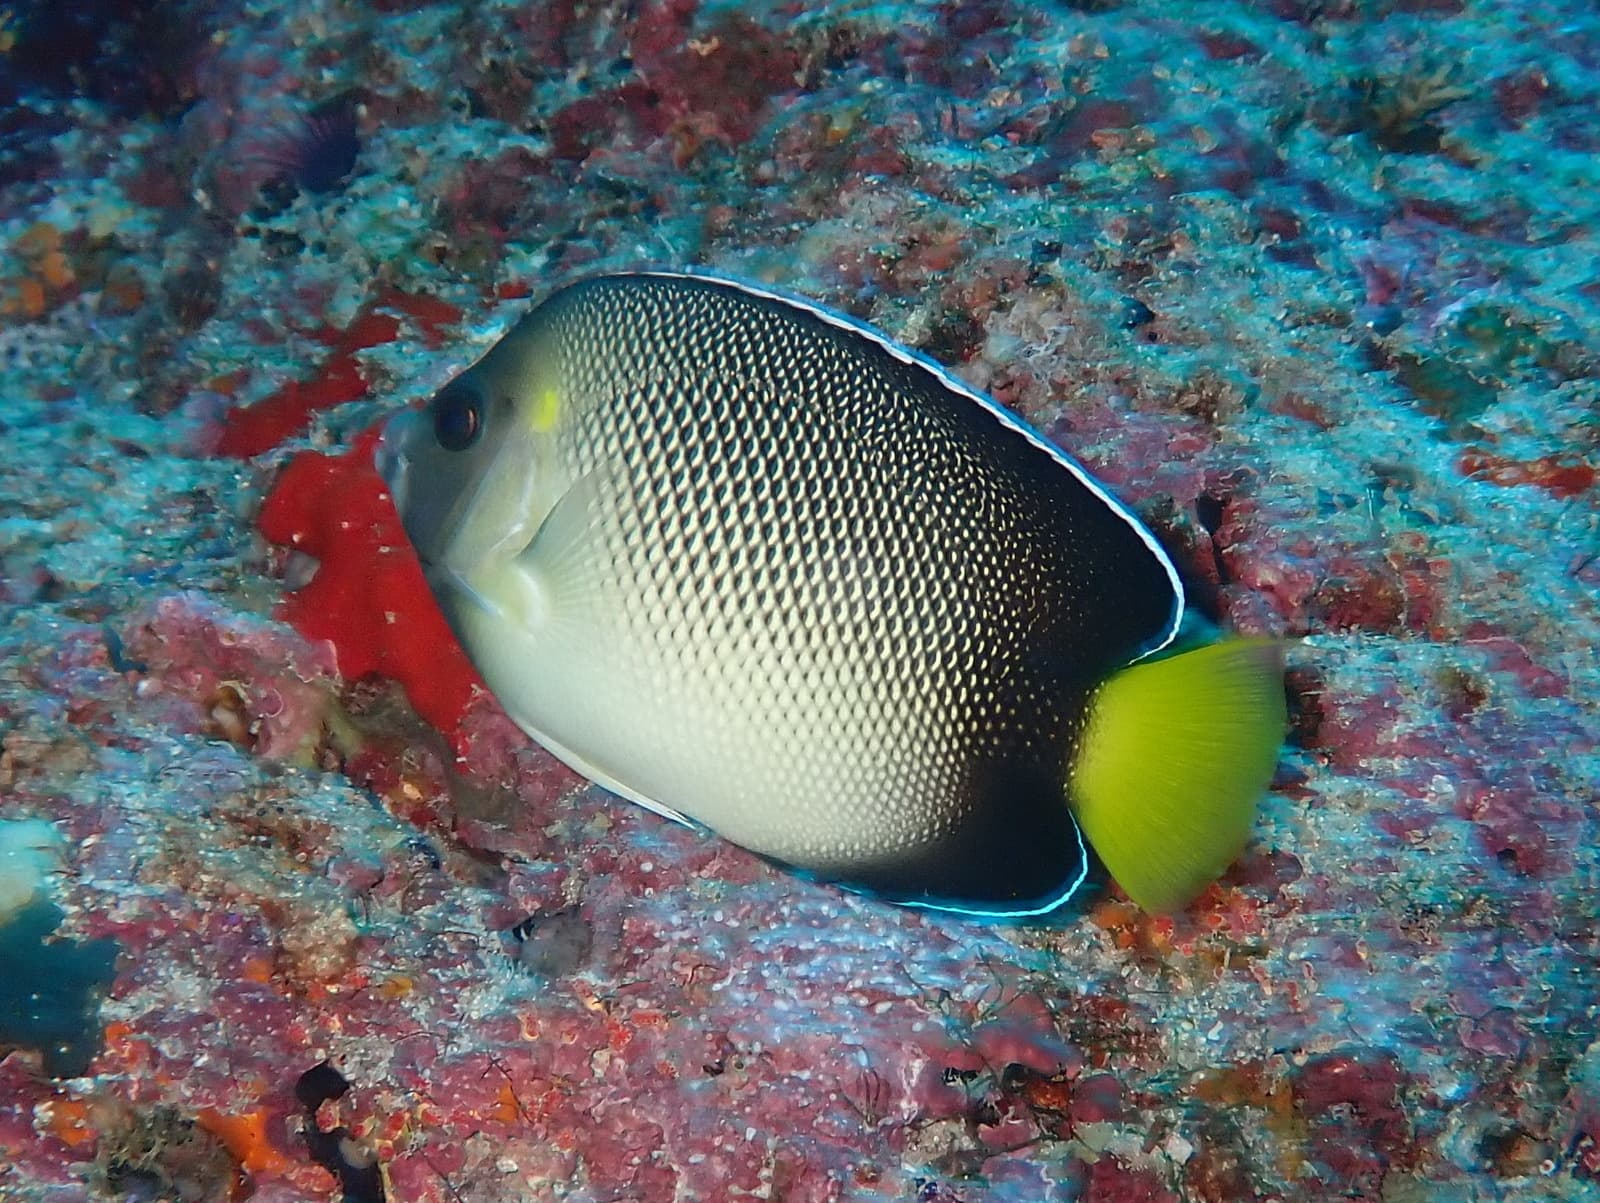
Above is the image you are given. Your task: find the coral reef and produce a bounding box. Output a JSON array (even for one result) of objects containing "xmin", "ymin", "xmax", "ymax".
[{"xmin": 0, "ymin": 0, "xmax": 1596, "ymax": 1200}]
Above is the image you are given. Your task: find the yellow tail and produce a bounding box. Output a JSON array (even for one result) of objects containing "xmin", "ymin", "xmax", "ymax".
[{"xmin": 1068, "ymin": 639, "xmax": 1286, "ymax": 913}]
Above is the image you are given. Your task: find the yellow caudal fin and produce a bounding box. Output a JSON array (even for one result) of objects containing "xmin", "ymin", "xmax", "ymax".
[{"xmin": 1068, "ymin": 639, "xmax": 1286, "ymax": 913}]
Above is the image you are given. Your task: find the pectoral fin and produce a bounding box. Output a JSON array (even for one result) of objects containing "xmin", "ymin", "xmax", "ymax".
[{"xmin": 513, "ymin": 470, "xmax": 608, "ymax": 626}]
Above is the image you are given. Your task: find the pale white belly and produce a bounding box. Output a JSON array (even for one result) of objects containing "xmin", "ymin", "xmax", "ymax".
[{"xmin": 446, "ymin": 553, "xmax": 961, "ymax": 870}]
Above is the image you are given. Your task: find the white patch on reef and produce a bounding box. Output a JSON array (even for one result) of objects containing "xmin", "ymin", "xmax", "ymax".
[{"xmin": 0, "ymin": 818, "xmax": 67, "ymax": 923}]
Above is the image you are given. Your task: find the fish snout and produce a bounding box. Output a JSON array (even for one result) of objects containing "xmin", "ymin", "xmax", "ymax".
[{"xmin": 374, "ymin": 408, "xmax": 425, "ymax": 512}]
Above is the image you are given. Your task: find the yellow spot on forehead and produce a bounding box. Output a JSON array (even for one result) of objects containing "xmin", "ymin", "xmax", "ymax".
[{"xmin": 530, "ymin": 387, "xmax": 562, "ymax": 432}]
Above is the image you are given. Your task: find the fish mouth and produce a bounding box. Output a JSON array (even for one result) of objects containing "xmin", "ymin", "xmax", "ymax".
[
  {"xmin": 373, "ymin": 414, "xmax": 413, "ymax": 512},
  {"xmin": 373, "ymin": 405, "xmax": 520, "ymax": 624},
  {"xmin": 376, "ymin": 411, "xmax": 494, "ymax": 615}
]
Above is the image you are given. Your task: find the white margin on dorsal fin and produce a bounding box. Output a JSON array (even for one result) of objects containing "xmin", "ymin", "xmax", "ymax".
[{"xmin": 620, "ymin": 268, "xmax": 1186, "ymax": 660}]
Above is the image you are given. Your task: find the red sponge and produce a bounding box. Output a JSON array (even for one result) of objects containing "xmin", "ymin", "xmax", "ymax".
[
  {"xmin": 258, "ymin": 424, "xmax": 485, "ymax": 750},
  {"xmin": 217, "ymin": 288, "xmax": 463, "ymax": 458}
]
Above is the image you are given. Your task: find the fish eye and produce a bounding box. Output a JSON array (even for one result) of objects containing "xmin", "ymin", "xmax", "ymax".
[{"xmin": 430, "ymin": 379, "xmax": 483, "ymax": 451}]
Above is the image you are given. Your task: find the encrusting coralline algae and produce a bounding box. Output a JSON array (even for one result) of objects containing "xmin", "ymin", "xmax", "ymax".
[{"xmin": 0, "ymin": 0, "xmax": 1596, "ymax": 1200}]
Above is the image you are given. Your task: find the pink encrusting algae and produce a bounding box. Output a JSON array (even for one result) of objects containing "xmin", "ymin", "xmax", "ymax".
[{"xmin": 0, "ymin": 0, "xmax": 1597, "ymax": 1200}]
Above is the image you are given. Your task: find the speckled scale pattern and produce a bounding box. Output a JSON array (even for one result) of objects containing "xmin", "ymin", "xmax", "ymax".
[{"xmin": 523, "ymin": 275, "xmax": 1175, "ymax": 901}]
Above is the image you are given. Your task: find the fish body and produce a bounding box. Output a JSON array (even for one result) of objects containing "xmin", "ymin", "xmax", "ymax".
[{"xmin": 378, "ymin": 272, "xmax": 1283, "ymax": 916}]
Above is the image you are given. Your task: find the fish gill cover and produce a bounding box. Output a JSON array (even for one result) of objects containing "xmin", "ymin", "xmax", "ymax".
[{"xmin": 0, "ymin": 0, "xmax": 1596, "ymax": 1201}]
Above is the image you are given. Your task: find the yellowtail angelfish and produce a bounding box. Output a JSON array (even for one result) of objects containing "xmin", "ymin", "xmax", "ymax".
[{"xmin": 376, "ymin": 272, "xmax": 1284, "ymax": 917}]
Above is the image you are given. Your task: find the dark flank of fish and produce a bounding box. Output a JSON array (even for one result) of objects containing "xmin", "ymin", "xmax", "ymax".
[{"xmin": 376, "ymin": 272, "xmax": 1285, "ymax": 917}]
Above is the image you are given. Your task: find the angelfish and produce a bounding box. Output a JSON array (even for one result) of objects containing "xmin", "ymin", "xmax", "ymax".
[{"xmin": 376, "ymin": 272, "xmax": 1284, "ymax": 917}]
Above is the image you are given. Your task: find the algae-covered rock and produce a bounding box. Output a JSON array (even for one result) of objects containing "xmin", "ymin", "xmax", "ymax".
[{"xmin": 1383, "ymin": 294, "xmax": 1592, "ymax": 431}]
